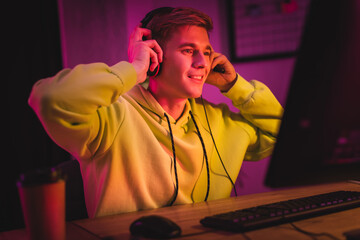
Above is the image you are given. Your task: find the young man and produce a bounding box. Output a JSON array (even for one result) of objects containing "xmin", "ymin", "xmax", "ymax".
[{"xmin": 29, "ymin": 7, "xmax": 283, "ymax": 218}]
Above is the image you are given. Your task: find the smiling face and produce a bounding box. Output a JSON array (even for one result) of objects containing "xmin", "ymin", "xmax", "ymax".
[{"xmin": 150, "ymin": 25, "xmax": 212, "ymax": 100}]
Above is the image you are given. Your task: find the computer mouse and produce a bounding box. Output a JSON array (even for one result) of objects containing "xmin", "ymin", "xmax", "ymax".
[
  {"xmin": 129, "ymin": 214, "xmax": 182, "ymax": 239},
  {"xmin": 344, "ymin": 228, "xmax": 360, "ymax": 240}
]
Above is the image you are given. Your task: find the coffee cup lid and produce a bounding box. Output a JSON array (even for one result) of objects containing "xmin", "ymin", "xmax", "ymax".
[{"xmin": 17, "ymin": 167, "xmax": 64, "ymax": 187}]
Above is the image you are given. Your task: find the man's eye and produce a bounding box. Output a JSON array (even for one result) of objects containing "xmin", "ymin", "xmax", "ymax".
[
  {"xmin": 204, "ymin": 51, "xmax": 211, "ymax": 56},
  {"xmin": 182, "ymin": 49, "xmax": 194, "ymax": 55}
]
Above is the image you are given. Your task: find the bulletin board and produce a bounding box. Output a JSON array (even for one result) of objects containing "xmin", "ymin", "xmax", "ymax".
[{"xmin": 228, "ymin": 0, "xmax": 311, "ymax": 62}]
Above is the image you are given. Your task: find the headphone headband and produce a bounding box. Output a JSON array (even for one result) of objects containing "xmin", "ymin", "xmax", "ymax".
[{"xmin": 141, "ymin": 7, "xmax": 175, "ymax": 28}]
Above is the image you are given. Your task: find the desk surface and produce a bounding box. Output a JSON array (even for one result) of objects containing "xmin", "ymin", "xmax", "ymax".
[{"xmin": 1, "ymin": 181, "xmax": 360, "ymax": 240}]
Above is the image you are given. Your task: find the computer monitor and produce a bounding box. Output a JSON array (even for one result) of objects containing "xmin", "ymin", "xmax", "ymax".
[{"xmin": 265, "ymin": 0, "xmax": 360, "ymax": 188}]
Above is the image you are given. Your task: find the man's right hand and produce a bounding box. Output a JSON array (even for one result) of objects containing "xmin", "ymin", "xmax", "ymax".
[{"xmin": 128, "ymin": 24, "xmax": 163, "ymax": 84}]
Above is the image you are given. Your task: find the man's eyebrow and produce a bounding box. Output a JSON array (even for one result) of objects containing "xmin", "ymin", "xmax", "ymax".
[{"xmin": 178, "ymin": 43, "xmax": 213, "ymax": 51}]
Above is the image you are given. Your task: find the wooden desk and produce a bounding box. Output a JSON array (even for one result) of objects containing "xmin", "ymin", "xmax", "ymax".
[
  {"xmin": 2, "ymin": 181, "xmax": 360, "ymax": 240},
  {"xmin": 0, "ymin": 222, "xmax": 99, "ymax": 240}
]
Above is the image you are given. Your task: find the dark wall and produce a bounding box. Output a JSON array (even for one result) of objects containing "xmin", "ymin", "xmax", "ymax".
[
  {"xmin": 58, "ymin": 0, "xmax": 128, "ymax": 68},
  {"xmin": 2, "ymin": 0, "xmax": 69, "ymax": 231}
]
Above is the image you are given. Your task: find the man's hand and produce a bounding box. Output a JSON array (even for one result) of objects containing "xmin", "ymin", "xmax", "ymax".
[
  {"xmin": 128, "ymin": 25, "xmax": 163, "ymax": 84},
  {"xmin": 206, "ymin": 52, "xmax": 237, "ymax": 92}
]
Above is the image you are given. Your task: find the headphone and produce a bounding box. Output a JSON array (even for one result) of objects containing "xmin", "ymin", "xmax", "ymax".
[
  {"xmin": 140, "ymin": 7, "xmax": 226, "ymax": 77},
  {"xmin": 140, "ymin": 7, "xmax": 174, "ymax": 77}
]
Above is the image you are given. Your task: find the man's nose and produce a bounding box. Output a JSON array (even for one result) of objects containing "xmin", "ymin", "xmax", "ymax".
[{"xmin": 192, "ymin": 52, "xmax": 208, "ymax": 69}]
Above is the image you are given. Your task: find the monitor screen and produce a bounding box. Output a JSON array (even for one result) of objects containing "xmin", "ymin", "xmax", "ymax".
[{"xmin": 265, "ymin": 0, "xmax": 360, "ymax": 188}]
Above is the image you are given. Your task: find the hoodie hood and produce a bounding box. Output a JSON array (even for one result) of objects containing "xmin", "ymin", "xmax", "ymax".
[{"xmin": 123, "ymin": 84, "xmax": 193, "ymax": 128}]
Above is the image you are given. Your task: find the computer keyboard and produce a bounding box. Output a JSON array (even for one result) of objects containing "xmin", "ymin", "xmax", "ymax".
[{"xmin": 200, "ymin": 190, "xmax": 360, "ymax": 232}]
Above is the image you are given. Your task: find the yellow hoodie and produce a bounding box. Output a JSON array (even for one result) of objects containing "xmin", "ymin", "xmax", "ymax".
[{"xmin": 28, "ymin": 61, "xmax": 283, "ymax": 218}]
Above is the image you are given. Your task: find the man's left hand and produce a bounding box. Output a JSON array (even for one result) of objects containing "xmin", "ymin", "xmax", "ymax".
[{"xmin": 206, "ymin": 52, "xmax": 237, "ymax": 92}]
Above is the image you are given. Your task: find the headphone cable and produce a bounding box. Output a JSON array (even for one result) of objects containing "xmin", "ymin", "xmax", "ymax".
[{"xmin": 200, "ymin": 96, "xmax": 237, "ymax": 196}]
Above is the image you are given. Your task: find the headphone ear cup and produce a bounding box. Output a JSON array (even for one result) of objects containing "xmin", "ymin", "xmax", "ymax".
[
  {"xmin": 140, "ymin": 8, "xmax": 172, "ymax": 77},
  {"xmin": 147, "ymin": 62, "xmax": 162, "ymax": 77},
  {"xmin": 147, "ymin": 65, "xmax": 159, "ymax": 77}
]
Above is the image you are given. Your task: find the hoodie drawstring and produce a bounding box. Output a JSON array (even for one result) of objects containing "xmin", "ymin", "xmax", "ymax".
[
  {"xmin": 164, "ymin": 113, "xmax": 179, "ymax": 206},
  {"xmin": 189, "ymin": 111, "xmax": 210, "ymax": 202},
  {"xmin": 163, "ymin": 111, "xmax": 210, "ymax": 205}
]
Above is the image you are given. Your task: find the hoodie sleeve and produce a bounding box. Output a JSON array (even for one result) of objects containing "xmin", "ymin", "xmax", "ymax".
[
  {"xmin": 28, "ymin": 61, "xmax": 137, "ymax": 159},
  {"xmin": 223, "ymin": 74, "xmax": 283, "ymax": 161}
]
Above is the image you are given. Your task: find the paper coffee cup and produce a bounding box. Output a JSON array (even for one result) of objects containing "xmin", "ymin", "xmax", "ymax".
[{"xmin": 17, "ymin": 168, "xmax": 65, "ymax": 240}]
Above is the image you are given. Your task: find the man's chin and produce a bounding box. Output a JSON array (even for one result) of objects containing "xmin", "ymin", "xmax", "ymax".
[{"xmin": 189, "ymin": 90, "xmax": 203, "ymax": 99}]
